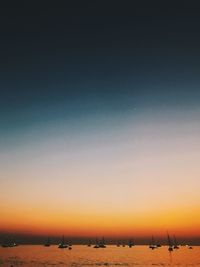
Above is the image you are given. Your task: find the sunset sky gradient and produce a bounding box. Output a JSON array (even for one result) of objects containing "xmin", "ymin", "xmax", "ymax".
[{"xmin": 0, "ymin": 3, "xmax": 200, "ymax": 241}]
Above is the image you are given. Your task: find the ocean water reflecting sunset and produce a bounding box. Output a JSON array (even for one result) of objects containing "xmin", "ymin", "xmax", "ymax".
[{"xmin": 0, "ymin": 245, "xmax": 199, "ymax": 267}]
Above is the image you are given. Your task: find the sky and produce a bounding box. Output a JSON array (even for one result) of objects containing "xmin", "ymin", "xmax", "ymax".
[{"xmin": 0, "ymin": 2, "xmax": 200, "ymax": 243}]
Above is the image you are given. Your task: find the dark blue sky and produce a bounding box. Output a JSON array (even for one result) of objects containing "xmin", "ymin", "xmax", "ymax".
[{"xmin": 1, "ymin": 2, "xmax": 200, "ymax": 137}]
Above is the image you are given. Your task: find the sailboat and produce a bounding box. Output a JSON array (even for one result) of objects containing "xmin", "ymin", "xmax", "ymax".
[
  {"xmin": 68, "ymin": 240, "xmax": 72, "ymax": 250},
  {"xmin": 173, "ymin": 235, "xmax": 179, "ymax": 249},
  {"xmin": 58, "ymin": 235, "xmax": 68, "ymax": 248},
  {"xmin": 122, "ymin": 241, "xmax": 126, "ymax": 247},
  {"xmin": 149, "ymin": 236, "xmax": 157, "ymax": 249},
  {"xmin": 99, "ymin": 237, "xmax": 106, "ymax": 248},
  {"xmin": 167, "ymin": 232, "xmax": 173, "ymax": 251},
  {"xmin": 9, "ymin": 241, "xmax": 18, "ymax": 247},
  {"xmin": 87, "ymin": 239, "xmax": 92, "ymax": 247},
  {"xmin": 116, "ymin": 240, "xmax": 121, "ymax": 247},
  {"xmin": 93, "ymin": 238, "xmax": 100, "ymax": 248},
  {"xmin": 128, "ymin": 239, "xmax": 134, "ymax": 248},
  {"xmin": 2, "ymin": 238, "xmax": 18, "ymax": 247},
  {"xmin": 44, "ymin": 237, "xmax": 51, "ymax": 247}
]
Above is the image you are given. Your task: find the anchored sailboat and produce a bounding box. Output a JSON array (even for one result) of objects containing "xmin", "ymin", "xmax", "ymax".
[
  {"xmin": 58, "ymin": 235, "xmax": 68, "ymax": 249},
  {"xmin": 93, "ymin": 238, "xmax": 100, "ymax": 248},
  {"xmin": 173, "ymin": 235, "xmax": 179, "ymax": 249},
  {"xmin": 2, "ymin": 238, "xmax": 18, "ymax": 248},
  {"xmin": 116, "ymin": 240, "xmax": 121, "ymax": 247},
  {"xmin": 99, "ymin": 237, "xmax": 106, "ymax": 248},
  {"xmin": 167, "ymin": 232, "xmax": 173, "ymax": 251},
  {"xmin": 44, "ymin": 237, "xmax": 51, "ymax": 247},
  {"xmin": 128, "ymin": 239, "xmax": 134, "ymax": 248},
  {"xmin": 149, "ymin": 236, "xmax": 157, "ymax": 249},
  {"xmin": 87, "ymin": 239, "xmax": 92, "ymax": 247}
]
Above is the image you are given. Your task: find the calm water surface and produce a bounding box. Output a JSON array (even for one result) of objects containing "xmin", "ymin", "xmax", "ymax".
[{"xmin": 0, "ymin": 245, "xmax": 199, "ymax": 267}]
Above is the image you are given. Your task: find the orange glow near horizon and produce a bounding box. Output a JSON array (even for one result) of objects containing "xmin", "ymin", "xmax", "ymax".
[
  {"xmin": 1, "ymin": 202, "xmax": 200, "ymax": 238},
  {"xmin": 1, "ymin": 109, "xmax": 200, "ymax": 239}
]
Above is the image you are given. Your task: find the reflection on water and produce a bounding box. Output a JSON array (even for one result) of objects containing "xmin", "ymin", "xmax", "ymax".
[{"xmin": 0, "ymin": 245, "xmax": 200, "ymax": 266}]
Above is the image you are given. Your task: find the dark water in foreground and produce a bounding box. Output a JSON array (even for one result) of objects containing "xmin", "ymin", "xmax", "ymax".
[{"xmin": 0, "ymin": 245, "xmax": 199, "ymax": 267}]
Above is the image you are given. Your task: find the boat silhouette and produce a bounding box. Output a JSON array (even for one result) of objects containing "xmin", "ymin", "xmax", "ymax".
[
  {"xmin": 87, "ymin": 239, "xmax": 92, "ymax": 247},
  {"xmin": 58, "ymin": 235, "xmax": 68, "ymax": 248},
  {"xmin": 149, "ymin": 236, "xmax": 157, "ymax": 249},
  {"xmin": 186, "ymin": 244, "xmax": 193, "ymax": 249},
  {"xmin": 44, "ymin": 237, "xmax": 51, "ymax": 247},
  {"xmin": 99, "ymin": 237, "xmax": 106, "ymax": 248},
  {"xmin": 93, "ymin": 238, "xmax": 100, "ymax": 248},
  {"xmin": 167, "ymin": 232, "xmax": 173, "ymax": 251},
  {"xmin": 128, "ymin": 239, "xmax": 135, "ymax": 248},
  {"xmin": 116, "ymin": 240, "xmax": 121, "ymax": 247},
  {"xmin": 2, "ymin": 238, "xmax": 18, "ymax": 248},
  {"xmin": 68, "ymin": 240, "xmax": 72, "ymax": 250},
  {"xmin": 173, "ymin": 235, "xmax": 179, "ymax": 249}
]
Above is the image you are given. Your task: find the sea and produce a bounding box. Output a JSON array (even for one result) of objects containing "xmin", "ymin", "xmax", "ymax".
[{"xmin": 0, "ymin": 245, "xmax": 199, "ymax": 267}]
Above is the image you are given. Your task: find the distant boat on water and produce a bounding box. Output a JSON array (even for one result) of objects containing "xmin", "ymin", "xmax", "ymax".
[
  {"xmin": 186, "ymin": 244, "xmax": 193, "ymax": 249},
  {"xmin": 149, "ymin": 236, "xmax": 157, "ymax": 250},
  {"xmin": 44, "ymin": 237, "xmax": 51, "ymax": 247},
  {"xmin": 128, "ymin": 239, "xmax": 134, "ymax": 248},
  {"xmin": 2, "ymin": 238, "xmax": 18, "ymax": 248},
  {"xmin": 58, "ymin": 235, "xmax": 68, "ymax": 249},
  {"xmin": 167, "ymin": 232, "xmax": 173, "ymax": 251},
  {"xmin": 116, "ymin": 240, "xmax": 121, "ymax": 247},
  {"xmin": 87, "ymin": 239, "xmax": 92, "ymax": 247},
  {"xmin": 99, "ymin": 237, "xmax": 106, "ymax": 248},
  {"xmin": 93, "ymin": 237, "xmax": 106, "ymax": 248},
  {"xmin": 173, "ymin": 235, "xmax": 179, "ymax": 249},
  {"xmin": 2, "ymin": 242, "xmax": 18, "ymax": 248},
  {"xmin": 93, "ymin": 238, "xmax": 100, "ymax": 248},
  {"xmin": 68, "ymin": 240, "xmax": 72, "ymax": 250}
]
